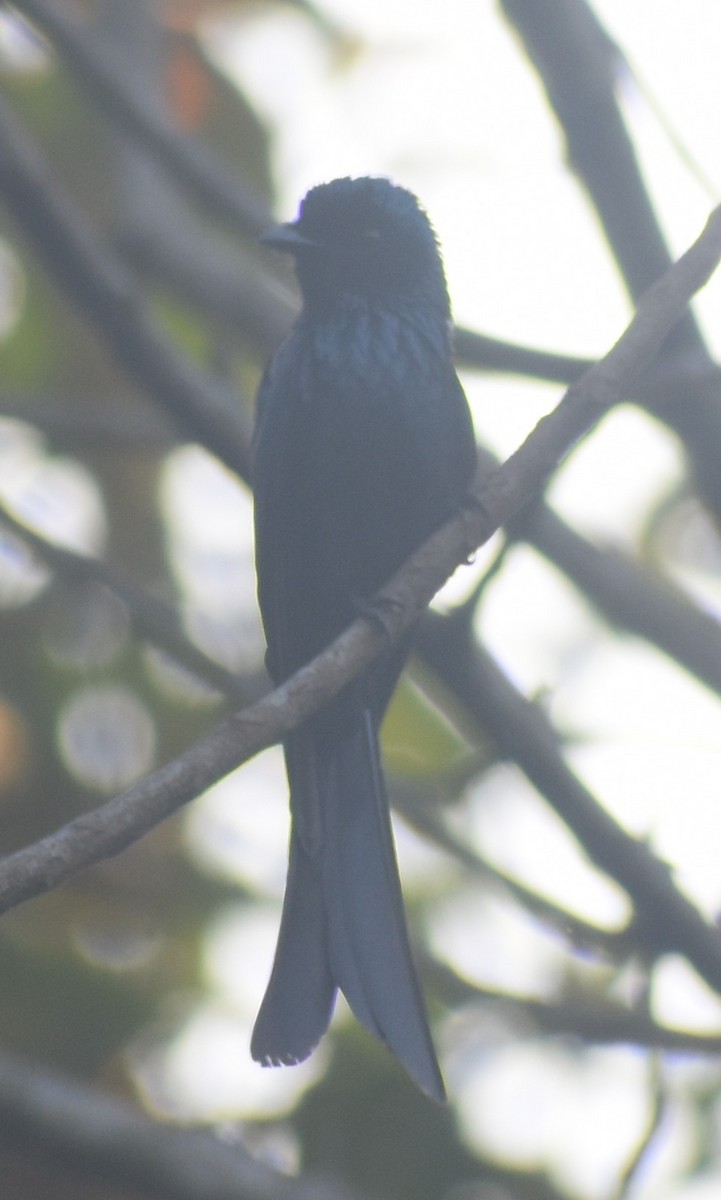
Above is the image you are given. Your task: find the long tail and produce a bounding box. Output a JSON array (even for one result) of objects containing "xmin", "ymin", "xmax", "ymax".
[{"xmin": 251, "ymin": 712, "xmax": 445, "ymax": 1101}]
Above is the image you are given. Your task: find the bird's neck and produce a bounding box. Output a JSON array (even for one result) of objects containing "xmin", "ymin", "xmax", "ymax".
[
  {"xmin": 296, "ymin": 295, "xmax": 453, "ymax": 385},
  {"xmin": 301, "ymin": 288, "xmax": 451, "ymax": 347}
]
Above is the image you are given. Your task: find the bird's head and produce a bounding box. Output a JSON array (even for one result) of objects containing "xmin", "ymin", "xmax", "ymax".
[{"xmin": 263, "ymin": 176, "xmax": 450, "ymax": 318}]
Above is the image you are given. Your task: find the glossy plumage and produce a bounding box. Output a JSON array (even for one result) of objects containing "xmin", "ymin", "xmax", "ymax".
[{"xmin": 252, "ymin": 177, "xmax": 476, "ymax": 1099}]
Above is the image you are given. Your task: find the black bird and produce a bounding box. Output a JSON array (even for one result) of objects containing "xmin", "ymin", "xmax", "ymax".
[{"xmin": 251, "ymin": 176, "xmax": 476, "ymax": 1100}]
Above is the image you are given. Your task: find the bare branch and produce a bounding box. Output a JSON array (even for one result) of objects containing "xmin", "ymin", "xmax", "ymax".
[
  {"xmin": 11, "ymin": 0, "xmax": 269, "ymax": 239},
  {"xmin": 0, "ymin": 501, "xmax": 262, "ymax": 705},
  {"xmin": 395, "ymin": 780, "xmax": 631, "ymax": 958},
  {"xmin": 485, "ymin": 445, "xmax": 721, "ymax": 700},
  {"xmin": 418, "ymin": 614, "xmax": 721, "ymax": 991},
  {"xmin": 501, "ymin": 0, "xmax": 673, "ymax": 301},
  {"xmin": 0, "ymin": 100, "xmax": 251, "ymax": 478},
  {"xmin": 0, "ymin": 1050, "xmax": 364, "ymax": 1200},
  {"xmin": 0, "ymin": 203, "xmax": 718, "ymax": 941},
  {"xmin": 0, "ymin": 391, "xmax": 175, "ymax": 449},
  {"xmin": 500, "ymin": 0, "xmax": 721, "ymax": 514},
  {"xmin": 427, "ymin": 962, "xmax": 721, "ymax": 1056}
]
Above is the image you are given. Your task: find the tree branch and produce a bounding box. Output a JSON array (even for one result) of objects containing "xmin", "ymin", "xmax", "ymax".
[
  {"xmin": 0, "ymin": 391, "xmax": 175, "ymax": 450},
  {"xmin": 11, "ymin": 0, "xmax": 269, "ymax": 240},
  {"xmin": 499, "ymin": 0, "xmax": 721, "ymax": 514},
  {"xmin": 0, "ymin": 99, "xmax": 251, "ymax": 478},
  {"xmin": 395, "ymin": 780, "xmax": 631, "ymax": 958},
  {"xmin": 418, "ymin": 614, "xmax": 721, "ymax": 990},
  {"xmin": 501, "ymin": 0, "xmax": 674, "ymax": 302},
  {"xmin": 0, "ymin": 500, "xmax": 263, "ymax": 705},
  {"xmin": 0, "ymin": 202, "xmax": 718, "ymax": 928},
  {"xmin": 484, "ymin": 446, "xmax": 721, "ymax": 700},
  {"xmin": 426, "ymin": 961, "xmax": 721, "ymax": 1055},
  {"xmin": 0, "ymin": 1050, "xmax": 364, "ymax": 1200},
  {"xmin": 12, "ymin": 452, "xmax": 721, "ymax": 990}
]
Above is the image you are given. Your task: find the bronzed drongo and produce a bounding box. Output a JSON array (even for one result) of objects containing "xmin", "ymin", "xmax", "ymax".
[{"xmin": 252, "ymin": 176, "xmax": 476, "ymax": 1099}]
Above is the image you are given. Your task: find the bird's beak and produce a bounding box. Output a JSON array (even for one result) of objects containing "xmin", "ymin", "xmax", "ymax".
[{"xmin": 260, "ymin": 222, "xmax": 316, "ymax": 253}]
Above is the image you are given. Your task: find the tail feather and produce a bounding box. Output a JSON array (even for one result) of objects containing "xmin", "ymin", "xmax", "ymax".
[
  {"xmin": 251, "ymin": 711, "xmax": 445, "ymax": 1102},
  {"xmin": 322, "ymin": 711, "xmax": 445, "ymax": 1101},
  {"xmin": 250, "ymin": 830, "xmax": 336, "ymax": 1066}
]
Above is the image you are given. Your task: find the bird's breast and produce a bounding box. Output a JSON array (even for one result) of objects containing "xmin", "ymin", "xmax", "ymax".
[{"xmin": 307, "ymin": 303, "xmax": 447, "ymax": 396}]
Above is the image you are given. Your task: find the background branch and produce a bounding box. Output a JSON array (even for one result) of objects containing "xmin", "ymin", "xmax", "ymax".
[
  {"xmin": 0, "ymin": 500, "xmax": 261, "ymax": 704},
  {"xmin": 0, "ymin": 99, "xmax": 251, "ymax": 477},
  {"xmin": 500, "ymin": 0, "xmax": 721, "ymax": 515},
  {"xmin": 11, "ymin": 0, "xmax": 269, "ymax": 240},
  {"xmin": 0, "ymin": 1050, "xmax": 364, "ymax": 1200},
  {"xmin": 418, "ymin": 614, "xmax": 721, "ymax": 992}
]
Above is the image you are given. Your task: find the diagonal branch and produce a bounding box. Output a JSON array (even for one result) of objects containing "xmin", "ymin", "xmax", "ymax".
[
  {"xmin": 499, "ymin": 0, "xmax": 721, "ymax": 513},
  {"xmin": 12, "ymin": 474, "xmax": 721, "ymax": 977},
  {"xmin": 500, "ymin": 0, "xmax": 675, "ymax": 302},
  {"xmin": 0, "ymin": 99, "xmax": 251, "ymax": 478},
  {"xmin": 395, "ymin": 781, "xmax": 631, "ymax": 957},
  {"xmin": 0, "ymin": 203, "xmax": 718, "ymax": 938},
  {"xmin": 0, "ymin": 500, "xmax": 262, "ymax": 705},
  {"xmin": 417, "ymin": 614, "xmax": 721, "ymax": 991},
  {"xmin": 484, "ymin": 448, "xmax": 721, "ymax": 700},
  {"xmin": 11, "ymin": 0, "xmax": 269, "ymax": 239}
]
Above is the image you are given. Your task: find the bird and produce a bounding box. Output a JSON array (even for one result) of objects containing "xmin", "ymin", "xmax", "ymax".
[{"xmin": 251, "ymin": 176, "xmax": 476, "ymax": 1101}]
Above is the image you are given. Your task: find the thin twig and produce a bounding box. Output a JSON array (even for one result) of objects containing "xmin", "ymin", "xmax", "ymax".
[{"xmin": 609, "ymin": 1057, "xmax": 667, "ymax": 1200}]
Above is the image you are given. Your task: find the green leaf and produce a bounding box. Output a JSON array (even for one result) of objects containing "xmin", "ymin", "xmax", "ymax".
[{"xmin": 382, "ymin": 674, "xmax": 473, "ymax": 776}]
